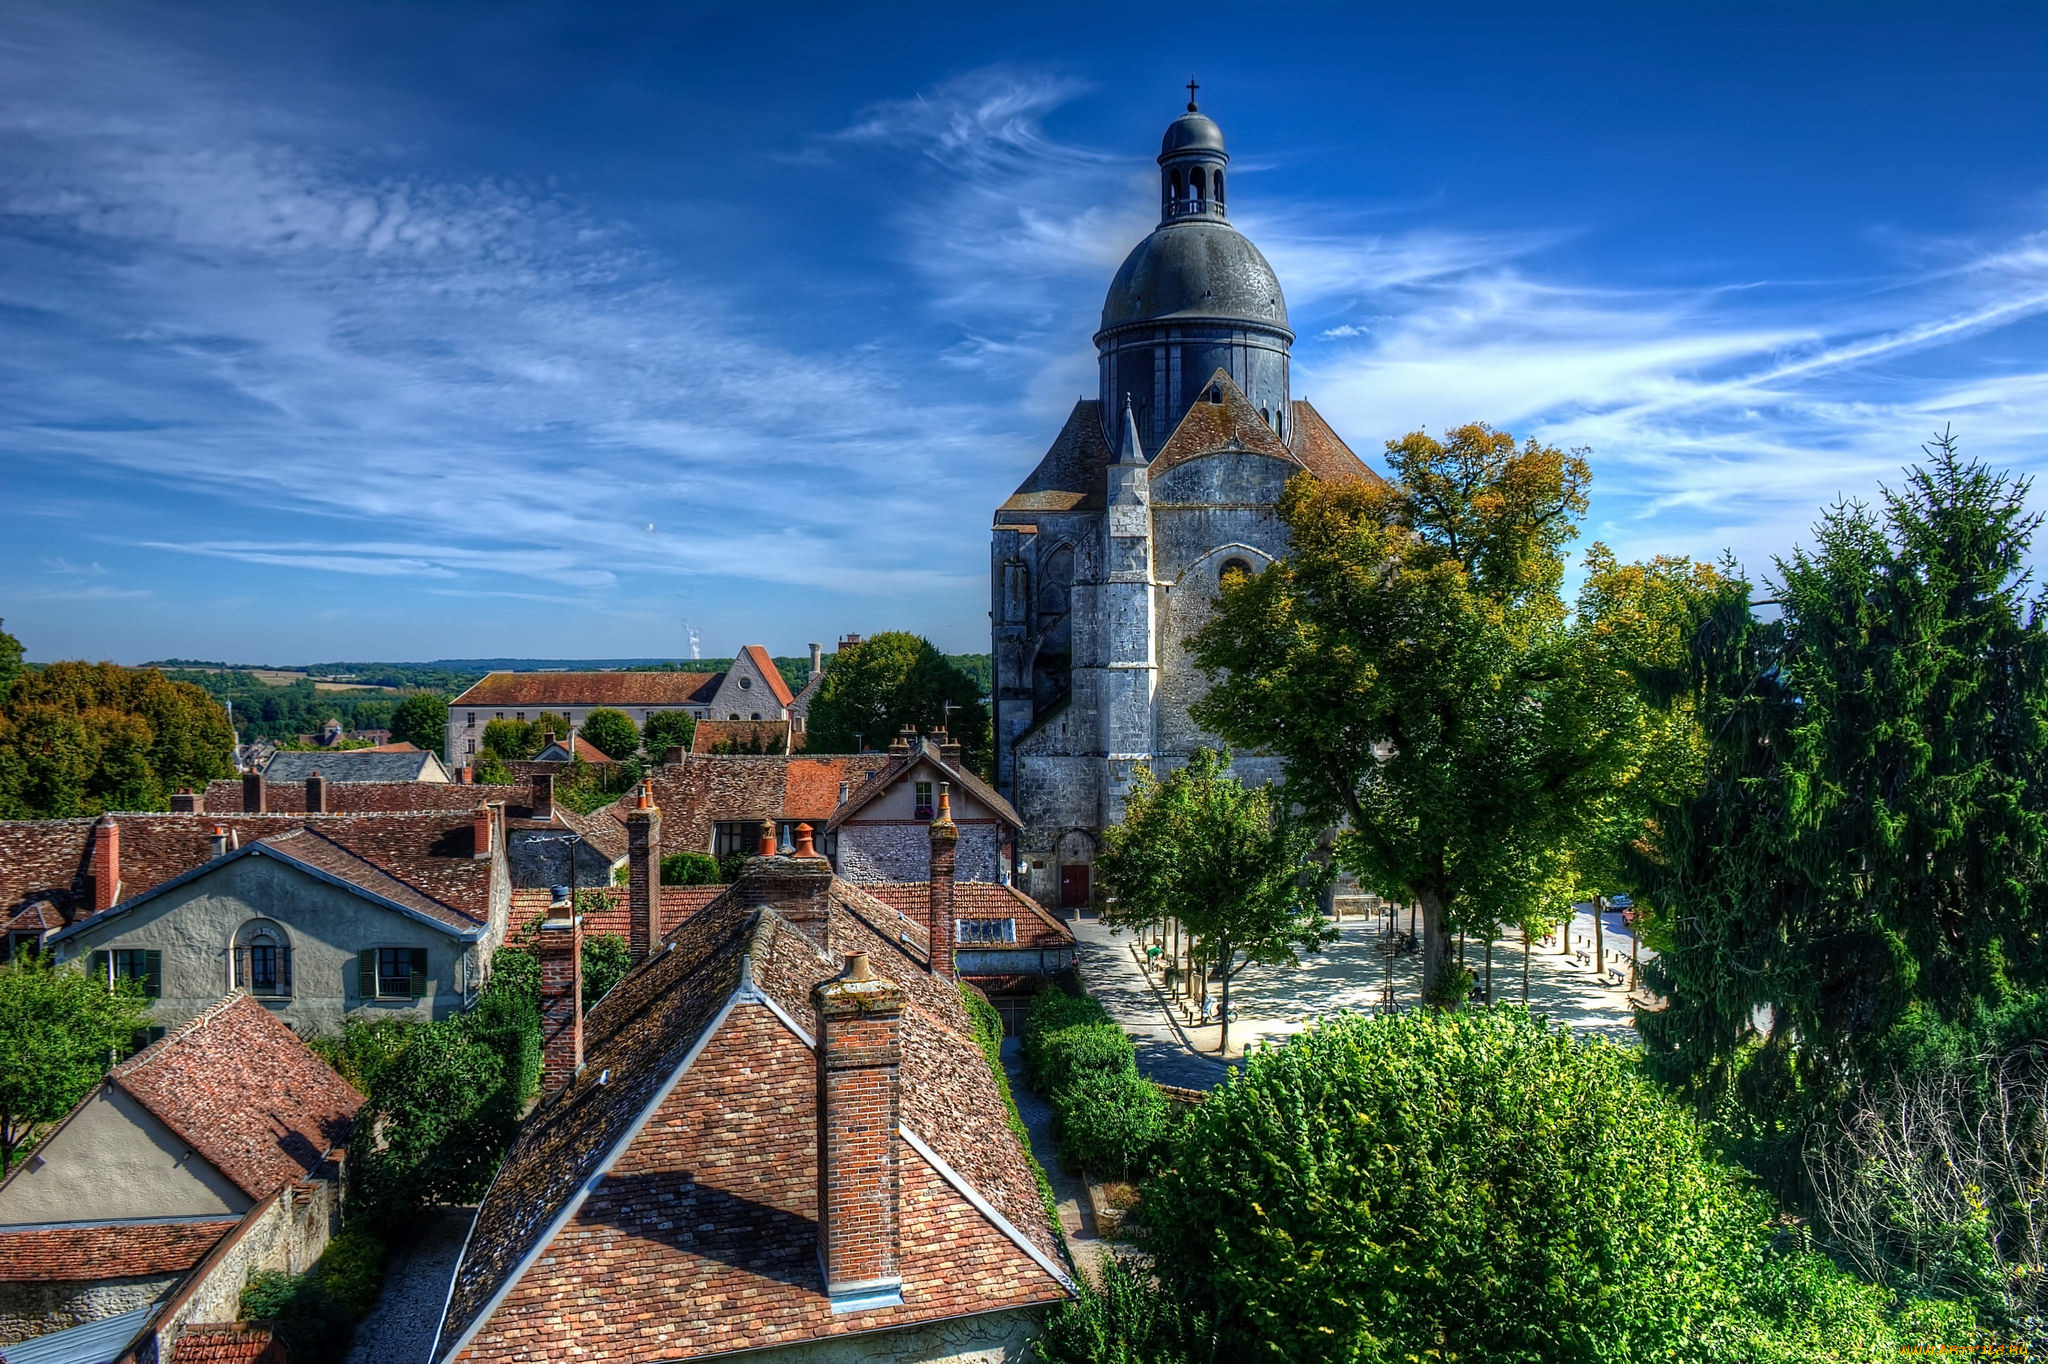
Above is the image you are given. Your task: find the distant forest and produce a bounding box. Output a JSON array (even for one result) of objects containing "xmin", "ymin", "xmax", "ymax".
[{"xmin": 152, "ymin": 652, "xmax": 994, "ymax": 744}]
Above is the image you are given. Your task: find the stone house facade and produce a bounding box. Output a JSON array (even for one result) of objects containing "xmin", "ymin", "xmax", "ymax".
[
  {"xmin": 992, "ymin": 100, "xmax": 1383, "ymax": 910},
  {"xmin": 825, "ymin": 733, "xmax": 1022, "ymax": 885}
]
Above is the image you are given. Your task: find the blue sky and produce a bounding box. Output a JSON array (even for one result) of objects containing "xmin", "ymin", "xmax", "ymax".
[{"xmin": 2, "ymin": 2, "xmax": 2042, "ymax": 664}]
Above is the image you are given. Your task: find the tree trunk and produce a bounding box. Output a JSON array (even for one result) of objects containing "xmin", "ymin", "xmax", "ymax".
[
  {"xmin": 1594, "ymin": 896, "xmax": 1606, "ymax": 977},
  {"xmin": 1522, "ymin": 925, "xmax": 1531, "ymax": 1004},
  {"xmin": 1484, "ymin": 935, "xmax": 1493, "ymax": 1003},
  {"xmin": 1416, "ymin": 890, "xmax": 1453, "ymax": 1005},
  {"xmin": 1218, "ymin": 944, "xmax": 1232, "ymax": 1056}
]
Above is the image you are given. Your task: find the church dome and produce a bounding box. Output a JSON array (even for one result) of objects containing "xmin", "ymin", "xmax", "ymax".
[
  {"xmin": 1160, "ymin": 110, "xmax": 1225, "ymax": 156},
  {"xmin": 1099, "ymin": 219, "xmax": 1290, "ymax": 333}
]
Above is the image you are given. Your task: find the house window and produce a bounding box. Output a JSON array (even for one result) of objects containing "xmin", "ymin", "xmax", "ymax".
[
  {"xmin": 516, "ymin": 712, "xmax": 525, "ymax": 722},
  {"xmin": 466, "ymin": 712, "xmax": 476, "ymax": 727},
  {"xmin": 750, "ymin": 712, "xmax": 761, "ymax": 721},
  {"xmin": 466, "ymin": 739, "xmax": 476, "ymax": 754},
  {"xmin": 738, "ymin": 676, "xmax": 752, "ymax": 691},
  {"xmin": 360, "ymin": 947, "xmax": 428, "ymax": 1000},
  {"xmin": 713, "ymin": 821, "xmax": 758, "ymax": 857},
  {"xmin": 956, "ymin": 919, "xmax": 1016, "ymax": 945},
  {"xmin": 89, "ymin": 948, "xmax": 161, "ymax": 999},
  {"xmin": 233, "ymin": 921, "xmax": 292, "ymax": 997},
  {"xmin": 914, "ymin": 781, "xmax": 934, "ymax": 820},
  {"xmin": 495, "ymin": 712, "xmax": 505, "ymax": 721}
]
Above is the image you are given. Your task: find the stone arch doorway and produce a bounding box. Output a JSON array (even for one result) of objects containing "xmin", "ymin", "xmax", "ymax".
[{"xmin": 1055, "ymin": 829, "xmax": 1096, "ymax": 911}]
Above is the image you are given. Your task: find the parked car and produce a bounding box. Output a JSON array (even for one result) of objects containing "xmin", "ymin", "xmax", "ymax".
[{"xmin": 1607, "ymin": 893, "xmax": 1634, "ymax": 910}]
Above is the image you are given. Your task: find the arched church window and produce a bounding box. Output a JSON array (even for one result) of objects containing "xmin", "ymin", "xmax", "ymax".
[
  {"xmin": 1190, "ymin": 167, "xmax": 1206, "ymax": 201},
  {"xmin": 1220, "ymin": 557, "xmax": 1255, "ymax": 585},
  {"xmin": 1038, "ymin": 545, "xmax": 1075, "ymax": 615},
  {"xmin": 1214, "ymin": 170, "xmax": 1225, "ymax": 205}
]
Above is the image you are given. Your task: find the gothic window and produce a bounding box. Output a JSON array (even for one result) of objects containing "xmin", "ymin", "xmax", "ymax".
[
  {"xmin": 1037, "ymin": 545, "xmax": 1074, "ymax": 616},
  {"xmin": 1215, "ymin": 170, "xmax": 1225, "ymax": 205},
  {"xmin": 1191, "ymin": 167, "xmax": 1206, "ymax": 200},
  {"xmin": 1221, "ymin": 557, "xmax": 1255, "ymax": 584}
]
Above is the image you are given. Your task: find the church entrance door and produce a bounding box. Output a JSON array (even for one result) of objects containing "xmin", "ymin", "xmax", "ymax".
[{"xmin": 1060, "ymin": 864, "xmax": 1091, "ymax": 910}]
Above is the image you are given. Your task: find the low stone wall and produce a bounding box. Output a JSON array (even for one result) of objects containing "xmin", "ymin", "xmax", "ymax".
[
  {"xmin": 0, "ymin": 1275, "xmax": 177, "ymax": 1347},
  {"xmin": 141, "ymin": 1173, "xmax": 339, "ymax": 1362}
]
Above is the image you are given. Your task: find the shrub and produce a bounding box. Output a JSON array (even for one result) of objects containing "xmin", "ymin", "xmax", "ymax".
[
  {"xmin": 662, "ymin": 851, "xmax": 722, "ymax": 885},
  {"xmin": 1020, "ymin": 987, "xmax": 1113, "ymax": 1091},
  {"xmin": 1054, "ymin": 1066, "xmax": 1170, "ymax": 1181},
  {"xmin": 346, "ymin": 1016, "xmax": 519, "ymax": 1232},
  {"xmin": 238, "ymin": 1228, "xmax": 387, "ymax": 1364},
  {"xmin": 1033, "ymin": 1252, "xmax": 1215, "ymax": 1364},
  {"xmin": 641, "ymin": 709, "xmax": 695, "ymax": 757},
  {"xmin": 957, "ymin": 983, "xmax": 1062, "ymax": 1242},
  {"xmin": 582, "ymin": 933, "xmax": 630, "ymax": 1009},
  {"xmin": 1028, "ymin": 1023, "xmax": 1134, "ymax": 1099},
  {"xmin": 306, "ymin": 1015, "xmax": 421, "ymax": 1096},
  {"xmin": 1140, "ymin": 1006, "xmax": 1920, "ymax": 1364}
]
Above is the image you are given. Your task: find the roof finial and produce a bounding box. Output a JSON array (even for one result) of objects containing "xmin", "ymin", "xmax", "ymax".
[
  {"xmin": 1119, "ymin": 393, "xmax": 1146, "ymax": 465},
  {"xmin": 1186, "ymin": 76, "xmax": 1199, "ymax": 113}
]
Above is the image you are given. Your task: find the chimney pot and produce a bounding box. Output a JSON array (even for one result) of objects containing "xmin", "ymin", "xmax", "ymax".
[
  {"xmin": 211, "ymin": 825, "xmax": 229, "ymax": 860},
  {"xmin": 306, "ymin": 771, "xmax": 327, "ymax": 814},
  {"xmin": 757, "ymin": 818, "xmax": 777, "ymax": 857},
  {"xmin": 242, "ymin": 771, "xmax": 266, "ymax": 814},
  {"xmin": 793, "ymin": 822, "xmax": 818, "ymax": 859},
  {"xmin": 927, "ymin": 783, "xmax": 958, "ymax": 981},
  {"xmin": 809, "ymin": 642, "xmax": 824, "ymax": 676}
]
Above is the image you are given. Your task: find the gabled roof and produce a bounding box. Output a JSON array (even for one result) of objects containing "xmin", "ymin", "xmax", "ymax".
[
  {"xmin": 451, "ymin": 671, "xmax": 722, "ymax": 709},
  {"xmin": 508, "ymin": 885, "xmax": 726, "ymax": 941},
  {"xmin": 1148, "ymin": 368, "xmax": 1298, "ymax": 481},
  {"xmin": 691, "ymin": 718, "xmax": 795, "ymax": 754},
  {"xmin": 823, "ymin": 738, "xmax": 1022, "ymax": 832},
  {"xmin": 861, "ymin": 883, "xmax": 1076, "ymax": 954},
  {"xmin": 0, "ymin": 820, "xmax": 93, "ymax": 926},
  {"xmin": 108, "ymin": 995, "xmax": 360, "ymax": 1201},
  {"xmin": 739, "ymin": 645, "xmax": 796, "ymax": 708},
  {"xmin": 595, "ymin": 754, "xmax": 898, "ymax": 852},
  {"xmin": 997, "ymin": 399, "xmax": 1118, "ymax": 516},
  {"xmin": 167, "ymin": 1325, "xmax": 282, "ymax": 1363},
  {"xmin": 261, "ymin": 750, "xmax": 447, "ymax": 784},
  {"xmin": 531, "ymin": 734, "xmax": 610, "ymax": 763},
  {"xmin": 435, "ymin": 872, "xmax": 1068, "ymax": 1363}
]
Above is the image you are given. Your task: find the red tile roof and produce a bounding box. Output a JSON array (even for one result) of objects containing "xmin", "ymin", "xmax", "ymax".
[
  {"xmin": 739, "ymin": 645, "xmax": 796, "ymax": 708},
  {"xmin": 0, "ymin": 1219, "xmax": 237, "ymax": 1282},
  {"xmin": 823, "ymin": 738, "xmax": 1021, "ymax": 832},
  {"xmin": 436, "ymin": 873, "xmax": 1068, "ymax": 1363},
  {"xmin": 596, "ymin": 754, "xmax": 896, "ymax": 854},
  {"xmin": 861, "ymin": 883, "xmax": 1075, "ymax": 952},
  {"xmin": 1288, "ymin": 397, "xmax": 1385, "ymax": 487},
  {"xmin": 171, "ymin": 1324, "xmax": 283, "ymax": 1363},
  {"xmin": 507, "ymin": 885, "xmax": 724, "ymax": 941},
  {"xmin": 690, "ymin": 718, "xmax": 796, "ymax": 754},
  {"xmin": 451, "ymin": 671, "xmax": 722, "ymax": 708},
  {"xmin": 0, "ymin": 819, "xmax": 94, "ymax": 924},
  {"xmin": 107, "ymin": 994, "xmax": 362, "ymax": 1200}
]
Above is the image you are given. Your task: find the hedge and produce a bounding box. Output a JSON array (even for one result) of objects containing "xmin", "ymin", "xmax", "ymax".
[{"xmin": 1020, "ymin": 985, "xmax": 1173, "ymax": 1182}]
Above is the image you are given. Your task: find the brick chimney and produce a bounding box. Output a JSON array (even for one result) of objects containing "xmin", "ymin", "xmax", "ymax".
[
  {"xmin": 888, "ymin": 725, "xmax": 915, "ymax": 755},
  {"xmin": 473, "ymin": 804, "xmax": 494, "ymax": 860},
  {"xmin": 933, "ymin": 727, "xmax": 963, "ymax": 768},
  {"xmin": 170, "ymin": 789, "xmax": 200, "ymax": 814},
  {"xmin": 928, "ymin": 783, "xmax": 957, "ymax": 981},
  {"xmin": 734, "ymin": 819, "xmax": 834, "ymax": 945},
  {"xmin": 537, "ymin": 893, "xmax": 583, "ymax": 1093},
  {"xmin": 530, "ymin": 771, "xmax": 554, "ymax": 822},
  {"xmin": 242, "ymin": 771, "xmax": 265, "ymax": 814},
  {"xmin": 306, "ymin": 771, "xmax": 327, "ymax": 814},
  {"xmin": 90, "ymin": 818, "xmax": 121, "ymax": 913},
  {"xmin": 626, "ymin": 786, "xmax": 662, "ymax": 961},
  {"xmin": 809, "ymin": 642, "xmax": 824, "ymax": 676},
  {"xmin": 813, "ymin": 952, "xmax": 905, "ymax": 1312}
]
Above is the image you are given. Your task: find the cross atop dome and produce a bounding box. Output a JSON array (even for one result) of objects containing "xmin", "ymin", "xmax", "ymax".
[{"xmin": 1186, "ymin": 76, "xmax": 1199, "ymax": 112}]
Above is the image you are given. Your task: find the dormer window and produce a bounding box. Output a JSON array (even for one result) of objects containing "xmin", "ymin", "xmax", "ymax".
[{"xmin": 914, "ymin": 780, "xmax": 935, "ymax": 821}]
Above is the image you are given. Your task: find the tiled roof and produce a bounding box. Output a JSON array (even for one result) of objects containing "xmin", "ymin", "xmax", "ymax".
[
  {"xmin": 108, "ymin": 995, "xmax": 361, "ymax": 1201},
  {"xmin": 739, "ymin": 645, "xmax": 796, "ymax": 708},
  {"xmin": 204, "ymin": 778, "xmax": 525, "ymax": 815},
  {"xmin": 436, "ymin": 871, "xmax": 1068, "ymax": 1363},
  {"xmin": 450, "ymin": 671, "xmax": 722, "ymax": 708},
  {"xmin": 262, "ymin": 750, "xmax": 443, "ymax": 784},
  {"xmin": 997, "ymin": 399, "xmax": 1118, "ymax": 516},
  {"xmin": 862, "ymin": 883, "xmax": 1075, "ymax": 952},
  {"xmin": 0, "ymin": 1219, "xmax": 237, "ymax": 1282},
  {"xmin": 595, "ymin": 754, "xmax": 897, "ymax": 854},
  {"xmin": 1148, "ymin": 369, "xmax": 1296, "ymax": 481},
  {"xmin": 529, "ymin": 735, "xmax": 610, "ymax": 763},
  {"xmin": 0, "ymin": 819, "xmax": 94, "ymax": 925},
  {"xmin": 170, "ymin": 1325, "xmax": 282, "ymax": 1363},
  {"xmin": 1288, "ymin": 397, "xmax": 1385, "ymax": 487},
  {"xmin": 691, "ymin": 719, "xmax": 795, "ymax": 754},
  {"xmin": 824, "ymin": 738, "xmax": 1022, "ymax": 832},
  {"xmin": 255, "ymin": 826, "xmax": 483, "ymax": 931},
  {"xmin": 507, "ymin": 885, "xmax": 724, "ymax": 941}
]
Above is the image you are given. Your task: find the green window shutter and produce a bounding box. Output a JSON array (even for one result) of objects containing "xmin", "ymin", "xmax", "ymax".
[
  {"xmin": 410, "ymin": 948, "xmax": 429, "ymax": 998},
  {"xmin": 143, "ymin": 950, "xmax": 161, "ymax": 999},
  {"xmin": 358, "ymin": 949, "xmax": 377, "ymax": 1000},
  {"xmin": 89, "ymin": 950, "xmax": 109, "ymax": 986}
]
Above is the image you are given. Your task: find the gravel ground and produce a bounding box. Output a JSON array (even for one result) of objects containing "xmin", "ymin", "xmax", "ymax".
[{"xmin": 346, "ymin": 1208, "xmax": 475, "ymax": 1364}]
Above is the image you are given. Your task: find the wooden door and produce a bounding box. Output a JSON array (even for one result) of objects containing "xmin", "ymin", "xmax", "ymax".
[{"xmin": 1060, "ymin": 863, "xmax": 1091, "ymax": 909}]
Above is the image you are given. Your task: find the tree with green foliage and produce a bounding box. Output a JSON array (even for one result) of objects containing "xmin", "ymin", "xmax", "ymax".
[
  {"xmin": 1135, "ymin": 1006, "xmax": 1954, "ymax": 1364},
  {"xmin": 479, "ymin": 711, "xmax": 572, "ymax": 763},
  {"xmin": 0, "ymin": 619, "xmax": 23, "ymax": 694},
  {"xmin": 579, "ymin": 707, "xmax": 640, "ymax": 761},
  {"xmin": 470, "ymin": 747, "xmax": 513, "ymax": 784},
  {"xmin": 0, "ymin": 955, "xmax": 153, "ymax": 1171},
  {"xmin": 582, "ymin": 933, "xmax": 631, "ymax": 1010},
  {"xmin": 1095, "ymin": 748, "xmax": 1332, "ymax": 1053},
  {"xmin": 806, "ymin": 632, "xmax": 990, "ymax": 774},
  {"xmin": 1634, "ymin": 434, "xmax": 2048, "ymax": 1199},
  {"xmin": 0, "ymin": 661, "xmax": 234, "ymax": 817},
  {"xmin": 641, "ymin": 709, "xmax": 695, "ymax": 758},
  {"xmin": 662, "ymin": 851, "xmax": 722, "ymax": 885},
  {"xmin": 1193, "ymin": 425, "xmax": 1715, "ymax": 1003},
  {"xmin": 388, "ymin": 693, "xmax": 449, "ymax": 752}
]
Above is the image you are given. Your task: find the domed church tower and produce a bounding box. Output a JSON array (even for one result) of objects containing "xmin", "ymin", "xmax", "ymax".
[{"xmin": 991, "ymin": 95, "xmax": 1383, "ymax": 911}]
